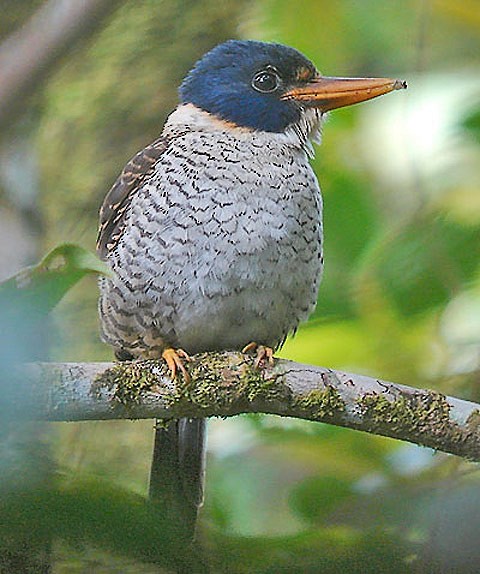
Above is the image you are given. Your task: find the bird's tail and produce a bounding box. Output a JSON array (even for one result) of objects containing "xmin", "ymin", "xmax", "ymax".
[{"xmin": 149, "ymin": 417, "xmax": 207, "ymax": 541}]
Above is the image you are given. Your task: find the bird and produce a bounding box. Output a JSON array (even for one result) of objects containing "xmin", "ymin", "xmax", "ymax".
[{"xmin": 97, "ymin": 39, "xmax": 406, "ymax": 540}]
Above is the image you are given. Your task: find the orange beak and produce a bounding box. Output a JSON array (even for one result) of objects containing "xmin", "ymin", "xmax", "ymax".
[{"xmin": 281, "ymin": 76, "xmax": 407, "ymax": 112}]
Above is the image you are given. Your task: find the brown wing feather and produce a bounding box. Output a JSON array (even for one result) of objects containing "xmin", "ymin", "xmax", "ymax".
[{"xmin": 96, "ymin": 137, "xmax": 169, "ymax": 259}]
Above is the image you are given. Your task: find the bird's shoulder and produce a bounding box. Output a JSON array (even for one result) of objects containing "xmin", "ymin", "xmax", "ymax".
[{"xmin": 96, "ymin": 136, "xmax": 170, "ymax": 259}]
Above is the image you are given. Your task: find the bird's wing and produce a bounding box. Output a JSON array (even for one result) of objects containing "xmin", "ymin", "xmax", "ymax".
[{"xmin": 96, "ymin": 137, "xmax": 169, "ymax": 259}]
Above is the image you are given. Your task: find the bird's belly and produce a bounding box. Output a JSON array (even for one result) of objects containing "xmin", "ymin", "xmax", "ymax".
[
  {"xmin": 100, "ymin": 222, "xmax": 322, "ymax": 356},
  {"xmin": 174, "ymin": 254, "xmax": 321, "ymax": 353}
]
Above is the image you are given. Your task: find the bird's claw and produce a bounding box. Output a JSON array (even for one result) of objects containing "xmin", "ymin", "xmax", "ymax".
[
  {"xmin": 162, "ymin": 347, "xmax": 192, "ymax": 382},
  {"xmin": 242, "ymin": 342, "xmax": 258, "ymax": 354},
  {"xmin": 242, "ymin": 342, "xmax": 275, "ymax": 368}
]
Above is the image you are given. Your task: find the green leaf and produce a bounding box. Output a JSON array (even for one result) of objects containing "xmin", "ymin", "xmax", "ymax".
[
  {"xmin": 0, "ymin": 243, "xmax": 111, "ymax": 316},
  {"xmin": 356, "ymin": 216, "xmax": 480, "ymax": 316}
]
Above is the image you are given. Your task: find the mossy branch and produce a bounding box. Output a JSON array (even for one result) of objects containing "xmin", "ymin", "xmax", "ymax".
[{"xmin": 24, "ymin": 352, "xmax": 480, "ymax": 461}]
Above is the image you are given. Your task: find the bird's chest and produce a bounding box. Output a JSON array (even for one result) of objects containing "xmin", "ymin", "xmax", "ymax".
[{"xmin": 139, "ymin": 133, "xmax": 322, "ymax": 277}]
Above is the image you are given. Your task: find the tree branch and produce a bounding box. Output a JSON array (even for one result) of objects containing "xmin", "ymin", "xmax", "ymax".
[
  {"xmin": 25, "ymin": 352, "xmax": 480, "ymax": 461},
  {"xmin": 0, "ymin": 0, "xmax": 127, "ymax": 132}
]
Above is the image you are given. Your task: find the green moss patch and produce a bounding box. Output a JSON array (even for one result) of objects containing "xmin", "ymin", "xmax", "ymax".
[{"xmin": 292, "ymin": 386, "xmax": 346, "ymax": 422}]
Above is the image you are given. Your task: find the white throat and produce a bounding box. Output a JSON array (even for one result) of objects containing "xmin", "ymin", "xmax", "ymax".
[{"xmin": 165, "ymin": 104, "xmax": 325, "ymax": 157}]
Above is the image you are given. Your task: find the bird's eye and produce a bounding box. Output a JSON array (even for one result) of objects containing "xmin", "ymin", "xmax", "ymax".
[{"xmin": 252, "ymin": 69, "xmax": 280, "ymax": 93}]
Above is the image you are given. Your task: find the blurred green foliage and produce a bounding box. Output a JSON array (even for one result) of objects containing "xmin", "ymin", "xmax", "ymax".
[
  {"xmin": 0, "ymin": 243, "xmax": 109, "ymax": 316},
  {"xmin": 1, "ymin": 0, "xmax": 480, "ymax": 572}
]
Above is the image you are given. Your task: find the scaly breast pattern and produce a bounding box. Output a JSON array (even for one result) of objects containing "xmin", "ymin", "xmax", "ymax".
[{"xmin": 99, "ymin": 128, "xmax": 323, "ymax": 356}]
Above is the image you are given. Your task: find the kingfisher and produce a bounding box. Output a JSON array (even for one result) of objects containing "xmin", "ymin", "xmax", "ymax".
[{"xmin": 97, "ymin": 40, "xmax": 406, "ymax": 539}]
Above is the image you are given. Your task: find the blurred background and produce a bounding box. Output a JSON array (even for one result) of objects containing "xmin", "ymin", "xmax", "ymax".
[{"xmin": 1, "ymin": 0, "xmax": 480, "ymax": 572}]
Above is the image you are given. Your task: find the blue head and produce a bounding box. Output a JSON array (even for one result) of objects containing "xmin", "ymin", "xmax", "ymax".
[
  {"xmin": 179, "ymin": 40, "xmax": 407, "ymax": 134},
  {"xmin": 179, "ymin": 40, "xmax": 318, "ymax": 133}
]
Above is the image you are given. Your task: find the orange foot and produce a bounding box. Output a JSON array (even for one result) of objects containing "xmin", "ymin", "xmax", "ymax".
[
  {"xmin": 162, "ymin": 347, "xmax": 192, "ymax": 382},
  {"xmin": 242, "ymin": 342, "xmax": 275, "ymax": 369}
]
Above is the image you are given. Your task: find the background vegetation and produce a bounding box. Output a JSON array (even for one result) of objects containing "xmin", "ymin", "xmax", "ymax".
[{"xmin": 1, "ymin": 0, "xmax": 480, "ymax": 572}]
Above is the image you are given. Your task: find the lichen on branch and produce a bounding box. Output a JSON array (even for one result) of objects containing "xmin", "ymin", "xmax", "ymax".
[{"xmin": 24, "ymin": 352, "xmax": 480, "ymax": 462}]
